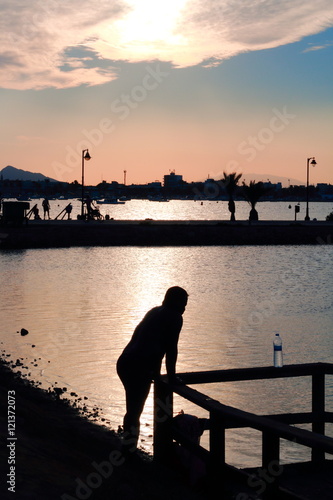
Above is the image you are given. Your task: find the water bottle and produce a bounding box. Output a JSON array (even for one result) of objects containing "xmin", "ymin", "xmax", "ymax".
[{"xmin": 273, "ymin": 333, "xmax": 283, "ymax": 367}]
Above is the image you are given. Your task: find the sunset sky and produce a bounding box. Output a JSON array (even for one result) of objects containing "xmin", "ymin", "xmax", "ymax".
[{"xmin": 1, "ymin": 0, "xmax": 333, "ymax": 186}]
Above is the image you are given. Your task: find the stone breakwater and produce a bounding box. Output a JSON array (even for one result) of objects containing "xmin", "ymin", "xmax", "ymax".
[{"xmin": 0, "ymin": 220, "xmax": 332, "ymax": 249}]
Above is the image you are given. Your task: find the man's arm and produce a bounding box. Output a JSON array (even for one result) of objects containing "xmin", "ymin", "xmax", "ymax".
[
  {"xmin": 165, "ymin": 315, "xmax": 183, "ymax": 382},
  {"xmin": 165, "ymin": 346, "xmax": 178, "ymax": 378},
  {"xmin": 166, "ymin": 347, "xmax": 183, "ymax": 384}
]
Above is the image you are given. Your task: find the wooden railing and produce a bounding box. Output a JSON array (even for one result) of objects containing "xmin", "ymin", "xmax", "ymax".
[{"xmin": 154, "ymin": 363, "xmax": 333, "ymax": 498}]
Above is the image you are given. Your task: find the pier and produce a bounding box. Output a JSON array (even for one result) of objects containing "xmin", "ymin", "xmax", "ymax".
[
  {"xmin": 154, "ymin": 363, "xmax": 333, "ymax": 499},
  {"xmin": 0, "ymin": 219, "xmax": 332, "ymax": 248}
]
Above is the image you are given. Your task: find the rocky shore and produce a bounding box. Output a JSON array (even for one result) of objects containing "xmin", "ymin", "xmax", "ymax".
[{"xmin": 0, "ymin": 353, "xmax": 206, "ymax": 500}]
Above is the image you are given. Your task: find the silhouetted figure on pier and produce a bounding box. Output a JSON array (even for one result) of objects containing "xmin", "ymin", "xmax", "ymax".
[
  {"xmin": 64, "ymin": 203, "xmax": 72, "ymax": 219},
  {"xmin": 117, "ymin": 286, "xmax": 188, "ymax": 456},
  {"xmin": 85, "ymin": 195, "xmax": 94, "ymax": 219},
  {"xmin": 42, "ymin": 198, "xmax": 50, "ymax": 219},
  {"xmin": 32, "ymin": 204, "xmax": 41, "ymax": 220}
]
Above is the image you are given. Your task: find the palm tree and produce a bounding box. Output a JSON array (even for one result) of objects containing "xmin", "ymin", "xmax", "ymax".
[
  {"xmin": 242, "ymin": 181, "xmax": 270, "ymax": 221},
  {"xmin": 221, "ymin": 172, "xmax": 242, "ymax": 221}
]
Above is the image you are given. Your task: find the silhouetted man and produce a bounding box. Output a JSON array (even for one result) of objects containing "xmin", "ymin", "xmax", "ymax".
[
  {"xmin": 42, "ymin": 198, "xmax": 50, "ymax": 219},
  {"xmin": 117, "ymin": 286, "xmax": 188, "ymax": 455}
]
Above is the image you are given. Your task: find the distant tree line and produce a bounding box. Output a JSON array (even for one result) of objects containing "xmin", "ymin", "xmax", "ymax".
[{"xmin": 1, "ymin": 174, "xmax": 332, "ymax": 216}]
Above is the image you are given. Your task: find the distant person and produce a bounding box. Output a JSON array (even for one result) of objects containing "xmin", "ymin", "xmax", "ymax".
[
  {"xmin": 117, "ymin": 286, "xmax": 188, "ymax": 456},
  {"xmin": 228, "ymin": 199, "xmax": 236, "ymax": 221},
  {"xmin": 32, "ymin": 204, "xmax": 40, "ymax": 220},
  {"xmin": 62, "ymin": 203, "xmax": 72, "ymax": 220},
  {"xmin": 85, "ymin": 195, "xmax": 94, "ymax": 218},
  {"xmin": 42, "ymin": 198, "xmax": 50, "ymax": 219}
]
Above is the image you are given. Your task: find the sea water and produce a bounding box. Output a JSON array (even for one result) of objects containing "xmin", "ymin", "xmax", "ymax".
[{"xmin": 1, "ymin": 200, "xmax": 333, "ymax": 467}]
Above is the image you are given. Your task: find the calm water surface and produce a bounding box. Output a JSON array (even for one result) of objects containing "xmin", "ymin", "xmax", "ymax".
[
  {"xmin": 6, "ymin": 197, "xmax": 332, "ymax": 221},
  {"xmin": 1, "ymin": 201, "xmax": 333, "ymax": 467}
]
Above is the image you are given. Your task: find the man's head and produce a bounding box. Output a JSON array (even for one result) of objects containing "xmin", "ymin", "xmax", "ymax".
[{"xmin": 163, "ymin": 286, "xmax": 188, "ymax": 314}]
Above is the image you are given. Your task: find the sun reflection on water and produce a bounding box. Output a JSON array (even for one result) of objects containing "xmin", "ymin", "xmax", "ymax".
[{"xmin": 1, "ymin": 241, "xmax": 333, "ymax": 464}]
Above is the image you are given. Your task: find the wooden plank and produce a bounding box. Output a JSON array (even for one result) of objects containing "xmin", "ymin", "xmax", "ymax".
[
  {"xmin": 153, "ymin": 379, "xmax": 173, "ymax": 462},
  {"xmin": 154, "ymin": 364, "xmax": 333, "ymax": 499},
  {"xmin": 223, "ymin": 411, "xmax": 333, "ymax": 428},
  {"xmin": 262, "ymin": 431, "xmax": 280, "ymax": 498},
  {"xmin": 312, "ymin": 372, "xmax": 326, "ymax": 463},
  {"xmin": 174, "ymin": 363, "xmax": 333, "ymax": 385},
  {"xmin": 222, "ymin": 412, "xmax": 314, "ymax": 428},
  {"xmin": 209, "ymin": 410, "xmax": 226, "ymax": 476},
  {"xmin": 161, "ymin": 379, "xmax": 333, "ymax": 456}
]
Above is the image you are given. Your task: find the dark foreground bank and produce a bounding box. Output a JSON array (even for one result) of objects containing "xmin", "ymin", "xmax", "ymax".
[
  {"xmin": 0, "ymin": 219, "xmax": 333, "ymax": 249},
  {"xmin": 0, "ymin": 354, "xmax": 207, "ymax": 500}
]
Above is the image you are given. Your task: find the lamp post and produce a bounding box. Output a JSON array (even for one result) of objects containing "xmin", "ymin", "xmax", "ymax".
[
  {"xmin": 81, "ymin": 149, "xmax": 91, "ymax": 219},
  {"xmin": 305, "ymin": 157, "xmax": 316, "ymax": 221}
]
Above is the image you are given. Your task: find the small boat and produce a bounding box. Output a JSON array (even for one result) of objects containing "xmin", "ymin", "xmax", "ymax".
[
  {"xmin": 96, "ymin": 198, "xmax": 126, "ymax": 205},
  {"xmin": 16, "ymin": 195, "xmax": 31, "ymax": 201},
  {"xmin": 148, "ymin": 195, "xmax": 169, "ymax": 202}
]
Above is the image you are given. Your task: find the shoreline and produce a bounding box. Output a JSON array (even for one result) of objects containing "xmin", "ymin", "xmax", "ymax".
[{"xmin": 0, "ymin": 219, "xmax": 332, "ymax": 249}]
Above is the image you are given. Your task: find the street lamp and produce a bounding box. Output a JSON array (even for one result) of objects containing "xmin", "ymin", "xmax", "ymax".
[
  {"xmin": 81, "ymin": 149, "xmax": 91, "ymax": 219},
  {"xmin": 305, "ymin": 157, "xmax": 316, "ymax": 221}
]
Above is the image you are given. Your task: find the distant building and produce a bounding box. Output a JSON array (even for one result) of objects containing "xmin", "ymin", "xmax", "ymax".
[
  {"xmin": 317, "ymin": 183, "xmax": 333, "ymax": 200},
  {"xmin": 163, "ymin": 171, "xmax": 183, "ymax": 188},
  {"xmin": 148, "ymin": 181, "xmax": 162, "ymax": 188},
  {"xmin": 317, "ymin": 183, "xmax": 333, "ymax": 193},
  {"xmin": 263, "ymin": 181, "xmax": 282, "ymax": 191}
]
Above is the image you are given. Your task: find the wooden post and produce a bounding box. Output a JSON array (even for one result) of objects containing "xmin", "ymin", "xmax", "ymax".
[
  {"xmin": 153, "ymin": 379, "xmax": 173, "ymax": 463},
  {"xmin": 262, "ymin": 432, "xmax": 280, "ymax": 468},
  {"xmin": 208, "ymin": 411, "xmax": 226, "ymax": 490},
  {"xmin": 312, "ymin": 372, "xmax": 325, "ymax": 463},
  {"xmin": 261, "ymin": 431, "xmax": 280, "ymax": 499}
]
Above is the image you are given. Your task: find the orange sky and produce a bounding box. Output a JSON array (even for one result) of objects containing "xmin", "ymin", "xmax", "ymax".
[{"xmin": 1, "ymin": 1, "xmax": 333, "ymax": 186}]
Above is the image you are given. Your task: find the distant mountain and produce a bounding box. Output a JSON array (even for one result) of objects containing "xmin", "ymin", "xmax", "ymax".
[
  {"xmin": 0, "ymin": 165, "xmax": 58, "ymax": 182},
  {"xmin": 202, "ymin": 172, "xmax": 304, "ymax": 187},
  {"xmin": 241, "ymin": 173, "xmax": 303, "ymax": 187}
]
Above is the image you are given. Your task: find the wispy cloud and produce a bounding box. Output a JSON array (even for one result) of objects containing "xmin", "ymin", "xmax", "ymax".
[
  {"xmin": 303, "ymin": 42, "xmax": 333, "ymax": 52},
  {"xmin": 0, "ymin": 0, "xmax": 127, "ymax": 89},
  {"xmin": 1, "ymin": 0, "xmax": 333, "ymax": 90},
  {"xmin": 16, "ymin": 135, "xmax": 57, "ymax": 145}
]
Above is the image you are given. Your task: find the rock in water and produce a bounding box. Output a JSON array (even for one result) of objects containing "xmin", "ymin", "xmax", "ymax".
[{"xmin": 20, "ymin": 328, "xmax": 29, "ymax": 336}]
